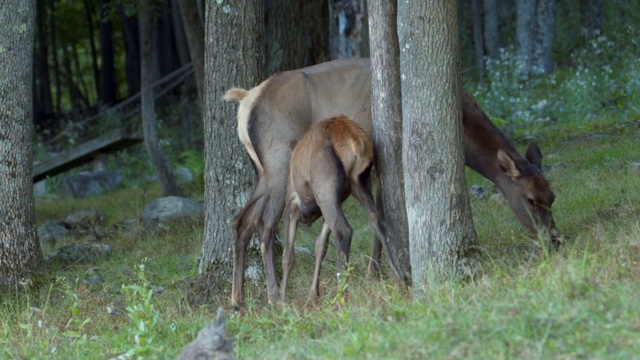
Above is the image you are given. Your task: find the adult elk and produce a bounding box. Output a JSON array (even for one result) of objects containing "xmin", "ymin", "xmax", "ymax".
[
  {"xmin": 224, "ymin": 58, "xmax": 560, "ymax": 308},
  {"xmin": 281, "ymin": 115, "xmax": 402, "ymax": 302}
]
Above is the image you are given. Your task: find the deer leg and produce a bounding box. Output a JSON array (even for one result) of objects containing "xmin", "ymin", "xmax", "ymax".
[
  {"xmin": 281, "ymin": 201, "xmax": 300, "ymax": 302},
  {"xmin": 309, "ymin": 222, "xmax": 331, "ymax": 303},
  {"xmin": 351, "ymin": 177, "xmax": 406, "ymax": 287},
  {"xmin": 231, "ymin": 180, "xmax": 269, "ymax": 308}
]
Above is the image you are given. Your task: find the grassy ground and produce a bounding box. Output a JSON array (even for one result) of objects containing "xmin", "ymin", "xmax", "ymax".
[{"xmin": 1, "ymin": 118, "xmax": 639, "ymax": 359}]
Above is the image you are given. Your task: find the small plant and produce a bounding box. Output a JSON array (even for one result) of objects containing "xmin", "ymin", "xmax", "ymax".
[
  {"xmin": 122, "ymin": 258, "xmax": 162, "ymax": 357},
  {"xmin": 180, "ymin": 149, "xmax": 205, "ymax": 193},
  {"xmin": 58, "ymin": 277, "xmax": 92, "ymax": 342}
]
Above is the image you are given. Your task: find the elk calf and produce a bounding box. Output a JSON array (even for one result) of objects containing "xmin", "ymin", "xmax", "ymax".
[{"xmin": 281, "ymin": 115, "xmax": 401, "ymax": 302}]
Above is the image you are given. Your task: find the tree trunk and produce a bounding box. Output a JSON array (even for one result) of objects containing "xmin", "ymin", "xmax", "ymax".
[
  {"xmin": 0, "ymin": 0, "xmax": 46, "ymax": 293},
  {"xmin": 99, "ymin": 0, "xmax": 118, "ymax": 104},
  {"xmin": 177, "ymin": 0, "xmax": 205, "ymax": 105},
  {"xmin": 483, "ymin": 0, "xmax": 501, "ymax": 60},
  {"xmin": 84, "ymin": 0, "xmax": 100, "ymax": 101},
  {"xmin": 264, "ymin": 0, "xmax": 305, "ymax": 74},
  {"xmin": 580, "ymin": 0, "xmax": 603, "ymax": 37},
  {"xmin": 367, "ymin": 0, "xmax": 411, "ymax": 283},
  {"xmin": 304, "ymin": 0, "xmax": 330, "ymax": 65},
  {"xmin": 170, "ymin": 0, "xmax": 190, "ymax": 67},
  {"xmin": 35, "ymin": 0, "xmax": 53, "ymax": 123},
  {"xmin": 49, "ymin": 0, "xmax": 62, "ymax": 115},
  {"xmin": 398, "ymin": 0, "xmax": 478, "ymax": 296},
  {"xmin": 516, "ymin": 0, "xmax": 536, "ymax": 76},
  {"xmin": 471, "ymin": 0, "xmax": 485, "ymax": 78},
  {"xmin": 197, "ymin": 0, "xmax": 264, "ymax": 301},
  {"xmin": 120, "ymin": 7, "xmax": 141, "ymax": 97},
  {"xmin": 328, "ymin": 0, "xmax": 366, "ymax": 59},
  {"xmin": 140, "ymin": 2, "xmax": 181, "ymax": 197},
  {"xmin": 156, "ymin": 1, "xmax": 179, "ymax": 77},
  {"xmin": 533, "ymin": 0, "xmax": 555, "ymax": 74}
]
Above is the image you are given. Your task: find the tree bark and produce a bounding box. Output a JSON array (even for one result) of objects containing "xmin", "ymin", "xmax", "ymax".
[
  {"xmin": 197, "ymin": 0, "xmax": 264, "ymax": 300},
  {"xmin": 533, "ymin": 0, "xmax": 555, "ymax": 74},
  {"xmin": 84, "ymin": 0, "xmax": 100, "ymax": 101},
  {"xmin": 304, "ymin": 0, "xmax": 330, "ymax": 65},
  {"xmin": 177, "ymin": 0, "xmax": 205, "ymax": 105},
  {"xmin": 328, "ymin": 0, "xmax": 366, "ymax": 59},
  {"xmin": 0, "ymin": 0, "xmax": 46, "ymax": 293},
  {"xmin": 140, "ymin": 1, "xmax": 181, "ymax": 197},
  {"xmin": 483, "ymin": 0, "xmax": 501, "ymax": 60},
  {"xmin": 367, "ymin": 0, "xmax": 411, "ymax": 282},
  {"xmin": 398, "ymin": 0, "xmax": 478, "ymax": 296}
]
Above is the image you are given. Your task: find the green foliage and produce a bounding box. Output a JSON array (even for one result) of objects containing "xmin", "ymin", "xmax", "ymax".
[{"xmin": 180, "ymin": 148, "xmax": 205, "ymax": 194}]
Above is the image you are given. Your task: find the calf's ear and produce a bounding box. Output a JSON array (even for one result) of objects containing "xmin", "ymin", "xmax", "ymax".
[{"xmin": 526, "ymin": 142, "xmax": 543, "ymax": 171}]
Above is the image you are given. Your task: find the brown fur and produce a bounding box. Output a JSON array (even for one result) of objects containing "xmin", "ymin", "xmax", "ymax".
[
  {"xmin": 224, "ymin": 58, "xmax": 559, "ymax": 308},
  {"xmin": 281, "ymin": 115, "xmax": 402, "ymax": 302}
]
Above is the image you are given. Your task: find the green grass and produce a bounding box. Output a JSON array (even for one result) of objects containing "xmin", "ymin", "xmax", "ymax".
[{"xmin": 2, "ymin": 120, "xmax": 640, "ymax": 359}]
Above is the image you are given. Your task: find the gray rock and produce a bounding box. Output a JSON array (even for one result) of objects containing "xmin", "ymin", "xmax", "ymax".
[
  {"xmin": 38, "ymin": 221, "xmax": 69, "ymax": 252},
  {"xmin": 59, "ymin": 171, "xmax": 123, "ymax": 198},
  {"xmin": 176, "ymin": 308, "xmax": 236, "ymax": 360},
  {"xmin": 142, "ymin": 196, "xmax": 203, "ymax": 229},
  {"xmin": 65, "ymin": 208, "xmax": 108, "ymax": 229},
  {"xmin": 176, "ymin": 166, "xmax": 195, "ymax": 184},
  {"xmin": 47, "ymin": 243, "xmax": 113, "ymax": 263},
  {"xmin": 85, "ymin": 274, "xmax": 105, "ymax": 284},
  {"xmin": 632, "ymin": 162, "xmax": 640, "ymax": 173},
  {"xmin": 33, "ymin": 180, "xmax": 47, "ymax": 197}
]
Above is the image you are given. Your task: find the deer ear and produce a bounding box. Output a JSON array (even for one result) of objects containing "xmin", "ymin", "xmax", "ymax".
[
  {"xmin": 526, "ymin": 142, "xmax": 543, "ymax": 170},
  {"xmin": 497, "ymin": 149, "xmax": 521, "ymax": 178}
]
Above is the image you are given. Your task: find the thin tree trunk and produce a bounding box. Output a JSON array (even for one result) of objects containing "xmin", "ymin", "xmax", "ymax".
[
  {"xmin": 483, "ymin": 0, "xmax": 501, "ymax": 59},
  {"xmin": 328, "ymin": 0, "xmax": 366, "ymax": 59},
  {"xmin": 177, "ymin": 0, "xmax": 205, "ymax": 105},
  {"xmin": 99, "ymin": 0, "xmax": 118, "ymax": 104},
  {"xmin": 35, "ymin": 0, "xmax": 53, "ymax": 121},
  {"xmin": 170, "ymin": 0, "xmax": 190, "ymax": 67},
  {"xmin": 0, "ymin": 0, "xmax": 46, "ymax": 293},
  {"xmin": 367, "ymin": 0, "xmax": 411, "ymax": 283},
  {"xmin": 84, "ymin": 0, "xmax": 100, "ymax": 101},
  {"xmin": 533, "ymin": 0, "xmax": 555, "ymax": 74},
  {"xmin": 303, "ymin": 0, "xmax": 330, "ymax": 65},
  {"xmin": 516, "ymin": 0, "xmax": 536, "ymax": 76},
  {"xmin": 580, "ymin": 0, "xmax": 603, "ymax": 37},
  {"xmin": 472, "ymin": 0, "xmax": 485, "ymax": 78},
  {"xmin": 264, "ymin": 0, "xmax": 305, "ymax": 74},
  {"xmin": 49, "ymin": 0, "xmax": 62, "ymax": 115},
  {"xmin": 140, "ymin": 1, "xmax": 181, "ymax": 197},
  {"xmin": 197, "ymin": 0, "xmax": 264, "ymax": 301},
  {"xmin": 398, "ymin": 0, "xmax": 478, "ymax": 296},
  {"xmin": 119, "ymin": 7, "xmax": 141, "ymax": 97}
]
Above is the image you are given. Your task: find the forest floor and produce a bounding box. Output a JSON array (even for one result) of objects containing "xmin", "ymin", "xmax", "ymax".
[{"xmin": 2, "ymin": 117, "xmax": 640, "ymax": 359}]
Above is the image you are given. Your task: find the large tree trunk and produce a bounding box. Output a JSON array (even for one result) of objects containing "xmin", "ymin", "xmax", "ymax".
[
  {"xmin": 328, "ymin": 0, "xmax": 366, "ymax": 59},
  {"xmin": 140, "ymin": 2, "xmax": 181, "ymax": 197},
  {"xmin": 367, "ymin": 0, "xmax": 411, "ymax": 283},
  {"xmin": 398, "ymin": 0, "xmax": 478, "ymax": 296},
  {"xmin": 197, "ymin": 0, "xmax": 264, "ymax": 300},
  {"xmin": 483, "ymin": 0, "xmax": 501, "ymax": 60},
  {"xmin": 177, "ymin": 0, "xmax": 205, "ymax": 105},
  {"xmin": 0, "ymin": 1, "xmax": 46, "ymax": 293},
  {"xmin": 99, "ymin": 0, "xmax": 118, "ymax": 105}
]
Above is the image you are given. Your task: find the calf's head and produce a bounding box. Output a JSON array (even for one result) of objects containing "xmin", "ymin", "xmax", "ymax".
[{"xmin": 497, "ymin": 142, "xmax": 561, "ymax": 247}]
